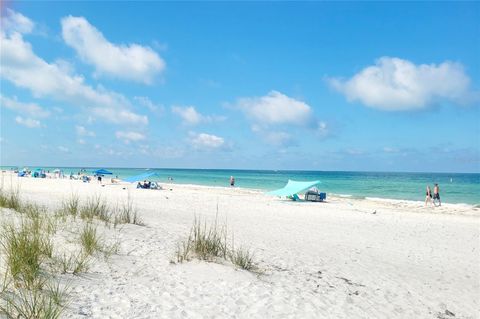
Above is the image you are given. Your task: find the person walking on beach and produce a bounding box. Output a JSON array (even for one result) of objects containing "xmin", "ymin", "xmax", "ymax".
[
  {"xmin": 433, "ymin": 183, "xmax": 441, "ymax": 206},
  {"xmin": 425, "ymin": 185, "xmax": 432, "ymax": 206},
  {"xmin": 230, "ymin": 176, "xmax": 235, "ymax": 187}
]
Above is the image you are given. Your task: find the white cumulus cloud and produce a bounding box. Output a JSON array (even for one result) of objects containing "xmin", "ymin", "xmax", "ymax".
[
  {"xmin": 1, "ymin": 95, "xmax": 50, "ymax": 118},
  {"xmin": 134, "ymin": 96, "xmax": 164, "ymax": 114},
  {"xmin": 329, "ymin": 57, "xmax": 476, "ymax": 111},
  {"xmin": 189, "ymin": 132, "xmax": 225, "ymax": 150},
  {"xmin": 0, "ymin": 11, "xmax": 148, "ymax": 126},
  {"xmin": 317, "ymin": 121, "xmax": 329, "ymax": 137},
  {"xmin": 15, "ymin": 116, "xmax": 41, "ymax": 128},
  {"xmin": 236, "ymin": 91, "xmax": 314, "ymax": 126},
  {"xmin": 115, "ymin": 131, "xmax": 146, "ymax": 144},
  {"xmin": 172, "ymin": 106, "xmax": 203, "ymax": 125},
  {"xmin": 75, "ymin": 125, "xmax": 95, "ymax": 137},
  {"xmin": 234, "ymin": 91, "xmax": 329, "ymax": 146},
  {"xmin": 1, "ymin": 9, "xmax": 34, "ymax": 35},
  {"xmin": 91, "ymin": 108, "xmax": 147, "ymax": 125},
  {"xmin": 62, "ymin": 16, "xmax": 165, "ymax": 84},
  {"xmin": 171, "ymin": 105, "xmax": 225, "ymax": 126}
]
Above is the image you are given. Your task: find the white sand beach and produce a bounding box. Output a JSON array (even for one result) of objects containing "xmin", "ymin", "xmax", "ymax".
[{"xmin": 0, "ymin": 173, "xmax": 479, "ymax": 319}]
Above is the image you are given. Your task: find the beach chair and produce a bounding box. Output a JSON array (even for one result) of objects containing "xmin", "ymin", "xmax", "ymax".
[
  {"xmin": 305, "ymin": 190, "xmax": 326, "ymax": 202},
  {"xmin": 288, "ymin": 194, "xmax": 301, "ymax": 201},
  {"xmin": 150, "ymin": 182, "xmax": 163, "ymax": 190}
]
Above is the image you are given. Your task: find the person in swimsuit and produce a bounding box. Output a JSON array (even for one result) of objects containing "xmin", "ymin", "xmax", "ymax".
[
  {"xmin": 230, "ymin": 176, "xmax": 235, "ymax": 187},
  {"xmin": 433, "ymin": 183, "xmax": 441, "ymax": 206},
  {"xmin": 425, "ymin": 185, "xmax": 432, "ymax": 206}
]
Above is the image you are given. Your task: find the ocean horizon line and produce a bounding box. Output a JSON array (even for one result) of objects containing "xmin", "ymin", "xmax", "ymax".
[{"xmin": 2, "ymin": 165, "xmax": 479, "ymax": 175}]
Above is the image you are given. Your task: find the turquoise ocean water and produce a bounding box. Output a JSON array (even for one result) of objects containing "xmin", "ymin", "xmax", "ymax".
[{"xmin": 2, "ymin": 167, "xmax": 479, "ymax": 205}]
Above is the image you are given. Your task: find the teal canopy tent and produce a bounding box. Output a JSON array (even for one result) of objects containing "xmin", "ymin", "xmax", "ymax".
[
  {"xmin": 123, "ymin": 172, "xmax": 159, "ymax": 183},
  {"xmin": 267, "ymin": 180, "xmax": 321, "ymax": 197}
]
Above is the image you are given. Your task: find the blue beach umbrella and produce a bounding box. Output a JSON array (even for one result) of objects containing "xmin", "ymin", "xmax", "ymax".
[{"xmin": 93, "ymin": 169, "xmax": 113, "ymax": 175}]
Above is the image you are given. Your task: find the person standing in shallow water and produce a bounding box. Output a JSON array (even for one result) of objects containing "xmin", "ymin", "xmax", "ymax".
[
  {"xmin": 433, "ymin": 183, "xmax": 441, "ymax": 206},
  {"xmin": 425, "ymin": 185, "xmax": 432, "ymax": 206},
  {"xmin": 230, "ymin": 176, "xmax": 235, "ymax": 187}
]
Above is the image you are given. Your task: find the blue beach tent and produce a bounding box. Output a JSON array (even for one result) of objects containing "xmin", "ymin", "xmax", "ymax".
[
  {"xmin": 123, "ymin": 172, "xmax": 159, "ymax": 183},
  {"xmin": 267, "ymin": 180, "xmax": 321, "ymax": 197},
  {"xmin": 93, "ymin": 169, "xmax": 113, "ymax": 175}
]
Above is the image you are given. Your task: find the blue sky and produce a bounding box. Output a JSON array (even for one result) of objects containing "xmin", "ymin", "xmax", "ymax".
[{"xmin": 1, "ymin": 2, "xmax": 479, "ymax": 172}]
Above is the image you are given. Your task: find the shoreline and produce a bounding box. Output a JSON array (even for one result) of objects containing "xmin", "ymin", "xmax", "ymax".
[
  {"xmin": 3, "ymin": 168, "xmax": 479, "ymax": 206},
  {"xmin": 1, "ymin": 171, "xmax": 478, "ymax": 217},
  {"xmin": 164, "ymin": 182, "xmax": 479, "ymax": 214}
]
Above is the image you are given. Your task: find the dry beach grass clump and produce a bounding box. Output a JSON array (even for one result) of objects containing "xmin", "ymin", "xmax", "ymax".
[{"xmin": 175, "ymin": 215, "xmax": 259, "ymax": 273}]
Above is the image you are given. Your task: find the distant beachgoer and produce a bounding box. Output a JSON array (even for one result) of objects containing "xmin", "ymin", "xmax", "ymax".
[
  {"xmin": 97, "ymin": 175, "xmax": 102, "ymax": 183},
  {"xmin": 425, "ymin": 185, "xmax": 432, "ymax": 206},
  {"xmin": 230, "ymin": 176, "xmax": 235, "ymax": 187},
  {"xmin": 433, "ymin": 183, "xmax": 441, "ymax": 206}
]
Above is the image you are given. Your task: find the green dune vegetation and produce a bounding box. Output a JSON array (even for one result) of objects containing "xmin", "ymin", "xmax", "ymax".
[
  {"xmin": 175, "ymin": 215, "xmax": 259, "ymax": 273},
  {"xmin": 0, "ymin": 186, "xmax": 259, "ymax": 318},
  {"xmin": 0, "ymin": 188, "xmax": 141, "ymax": 318}
]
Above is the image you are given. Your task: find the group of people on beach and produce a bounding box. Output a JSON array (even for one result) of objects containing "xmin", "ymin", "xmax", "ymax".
[
  {"xmin": 425, "ymin": 183, "xmax": 441, "ymax": 206},
  {"xmin": 136, "ymin": 180, "xmax": 162, "ymax": 190}
]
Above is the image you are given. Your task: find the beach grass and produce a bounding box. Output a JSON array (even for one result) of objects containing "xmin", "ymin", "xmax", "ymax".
[
  {"xmin": 0, "ymin": 215, "xmax": 69, "ymax": 319},
  {"xmin": 60, "ymin": 194, "xmax": 80, "ymax": 218},
  {"xmin": 0, "ymin": 279, "xmax": 68, "ymax": 319},
  {"xmin": 1, "ymin": 220, "xmax": 52, "ymax": 289},
  {"xmin": 229, "ymin": 247, "xmax": 256, "ymax": 272},
  {"xmin": 0, "ymin": 191, "xmax": 58, "ymax": 238},
  {"xmin": 24, "ymin": 205, "xmax": 58, "ymax": 239},
  {"xmin": 80, "ymin": 195, "xmax": 110, "ymax": 223},
  {"xmin": 113, "ymin": 200, "xmax": 143, "ymax": 226},
  {"xmin": 79, "ymin": 194, "xmax": 144, "ymax": 226},
  {"xmin": 80, "ymin": 223, "xmax": 101, "ymax": 256},
  {"xmin": 193, "ymin": 218, "xmax": 228, "ymax": 260},
  {"xmin": 0, "ymin": 187, "xmax": 125, "ymax": 318},
  {"xmin": 176, "ymin": 217, "xmax": 228, "ymax": 262},
  {"xmin": 56, "ymin": 252, "xmax": 90, "ymax": 275},
  {"xmin": 0, "ymin": 188, "xmax": 21, "ymax": 211},
  {"xmin": 45, "ymin": 279, "xmax": 70, "ymax": 310},
  {"xmin": 101, "ymin": 238, "xmax": 121, "ymax": 260},
  {"xmin": 176, "ymin": 216, "xmax": 259, "ymax": 272}
]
